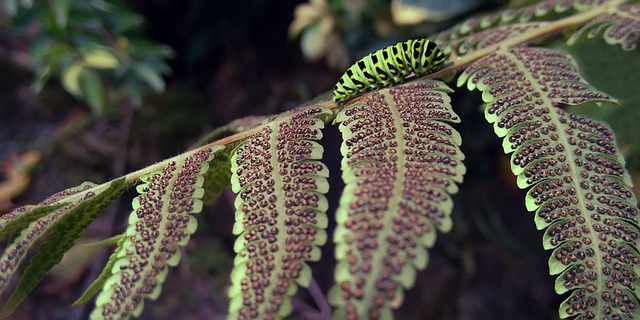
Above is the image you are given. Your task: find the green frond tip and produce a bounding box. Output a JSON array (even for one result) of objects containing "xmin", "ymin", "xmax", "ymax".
[
  {"xmin": 459, "ymin": 46, "xmax": 640, "ymax": 319},
  {"xmin": 91, "ymin": 145, "xmax": 222, "ymax": 320},
  {"xmin": 80, "ymin": 232, "xmax": 125, "ymax": 249},
  {"xmin": 331, "ymin": 79, "xmax": 464, "ymax": 319},
  {"xmin": 73, "ymin": 234, "xmax": 126, "ymax": 306},
  {"xmin": 228, "ymin": 105, "xmax": 332, "ymax": 319},
  {"xmin": 0, "ymin": 178, "xmax": 128, "ymax": 319}
]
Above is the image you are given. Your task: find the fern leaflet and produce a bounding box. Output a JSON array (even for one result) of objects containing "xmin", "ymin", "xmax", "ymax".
[
  {"xmin": 433, "ymin": 0, "xmax": 611, "ymax": 55},
  {"xmin": 458, "ymin": 46, "xmax": 639, "ymax": 319},
  {"xmin": 0, "ymin": 178, "xmax": 128, "ymax": 317},
  {"xmin": 330, "ymin": 79, "xmax": 465, "ymax": 319},
  {"xmin": 568, "ymin": 2, "xmax": 640, "ymax": 50},
  {"xmin": 228, "ymin": 105, "xmax": 331, "ymax": 319},
  {"xmin": 90, "ymin": 146, "xmax": 222, "ymax": 319}
]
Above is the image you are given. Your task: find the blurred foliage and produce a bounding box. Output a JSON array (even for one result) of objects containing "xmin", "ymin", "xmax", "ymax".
[
  {"xmin": 0, "ymin": 151, "xmax": 40, "ymax": 211},
  {"xmin": 390, "ymin": 0, "xmax": 484, "ymax": 24},
  {"xmin": 2, "ymin": 0, "xmax": 173, "ymax": 115},
  {"xmin": 289, "ymin": 0, "xmax": 491, "ymax": 70}
]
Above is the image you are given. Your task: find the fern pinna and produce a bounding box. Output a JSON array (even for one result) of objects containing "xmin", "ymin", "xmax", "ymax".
[
  {"xmin": 228, "ymin": 106, "xmax": 331, "ymax": 319},
  {"xmin": 458, "ymin": 46, "xmax": 639, "ymax": 319},
  {"xmin": 0, "ymin": 0, "xmax": 639, "ymax": 319},
  {"xmin": 330, "ymin": 79, "xmax": 464, "ymax": 319}
]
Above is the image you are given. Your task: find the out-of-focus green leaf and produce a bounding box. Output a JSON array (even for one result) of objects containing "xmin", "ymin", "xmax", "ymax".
[
  {"xmin": 78, "ymin": 68, "xmax": 105, "ymax": 114},
  {"xmin": 301, "ymin": 23, "xmax": 325, "ymax": 61},
  {"xmin": 112, "ymin": 14, "xmax": 143, "ymax": 33},
  {"xmin": 391, "ymin": 0, "xmax": 482, "ymax": 24},
  {"xmin": 33, "ymin": 66, "xmax": 52, "ymax": 92},
  {"xmin": 134, "ymin": 63, "xmax": 165, "ymax": 92},
  {"xmin": 5, "ymin": 0, "xmax": 18, "ymax": 15},
  {"xmin": 128, "ymin": 40, "xmax": 174, "ymax": 58},
  {"xmin": 61, "ymin": 63, "xmax": 84, "ymax": 96},
  {"xmin": 82, "ymin": 49, "xmax": 119, "ymax": 69},
  {"xmin": 51, "ymin": 0, "xmax": 69, "ymax": 28}
]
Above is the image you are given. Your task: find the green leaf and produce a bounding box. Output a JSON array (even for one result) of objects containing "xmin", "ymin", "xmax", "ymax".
[
  {"xmin": 391, "ymin": 0, "xmax": 481, "ymax": 24},
  {"xmin": 78, "ymin": 68, "xmax": 105, "ymax": 115},
  {"xmin": 431, "ymin": 0, "xmax": 602, "ymax": 54},
  {"xmin": 90, "ymin": 146, "xmax": 223, "ymax": 319},
  {"xmin": 0, "ymin": 182, "xmax": 108, "ymax": 298},
  {"xmin": 51, "ymin": 0, "xmax": 69, "ymax": 28},
  {"xmin": 228, "ymin": 105, "xmax": 331, "ymax": 319},
  {"xmin": 330, "ymin": 79, "xmax": 464, "ymax": 319},
  {"xmin": 112, "ymin": 14, "xmax": 144, "ymax": 34},
  {"xmin": 61, "ymin": 63, "xmax": 84, "ymax": 96},
  {"xmin": 567, "ymin": 2, "xmax": 640, "ymax": 51},
  {"xmin": 73, "ymin": 234, "xmax": 125, "ymax": 306},
  {"xmin": 133, "ymin": 63, "xmax": 165, "ymax": 92},
  {"xmin": 128, "ymin": 40, "xmax": 174, "ymax": 59},
  {"xmin": 0, "ymin": 178, "xmax": 128, "ymax": 318},
  {"xmin": 300, "ymin": 23, "xmax": 325, "ymax": 61},
  {"xmin": 80, "ymin": 232, "xmax": 125, "ymax": 249},
  {"xmin": 459, "ymin": 47, "xmax": 639, "ymax": 320},
  {"xmin": 0, "ymin": 203, "xmax": 66, "ymax": 239},
  {"xmin": 82, "ymin": 49, "xmax": 119, "ymax": 69}
]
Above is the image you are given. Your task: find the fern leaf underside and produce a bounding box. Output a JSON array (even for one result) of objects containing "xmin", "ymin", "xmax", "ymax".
[
  {"xmin": 568, "ymin": 2, "xmax": 640, "ymax": 50},
  {"xmin": 91, "ymin": 146, "xmax": 221, "ymax": 320},
  {"xmin": 229, "ymin": 105, "xmax": 331, "ymax": 319},
  {"xmin": 459, "ymin": 47, "xmax": 639, "ymax": 319},
  {"xmin": 0, "ymin": 179, "xmax": 128, "ymax": 317},
  {"xmin": 331, "ymin": 79, "xmax": 465, "ymax": 319},
  {"xmin": 433, "ymin": 0, "xmax": 610, "ymax": 54}
]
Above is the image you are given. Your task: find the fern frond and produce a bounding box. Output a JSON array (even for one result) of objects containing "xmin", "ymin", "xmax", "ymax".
[
  {"xmin": 196, "ymin": 118, "xmax": 274, "ymax": 204},
  {"xmin": 441, "ymin": 22, "xmax": 547, "ymax": 57},
  {"xmin": 433, "ymin": 0, "xmax": 609, "ymax": 53},
  {"xmin": 568, "ymin": 2, "xmax": 640, "ymax": 50},
  {"xmin": 0, "ymin": 204, "xmax": 65, "ymax": 239},
  {"xmin": 228, "ymin": 105, "xmax": 331, "ymax": 319},
  {"xmin": 0, "ymin": 178, "xmax": 128, "ymax": 317},
  {"xmin": 330, "ymin": 79, "xmax": 465, "ymax": 319},
  {"xmin": 458, "ymin": 47, "xmax": 639, "ymax": 319},
  {"xmin": 90, "ymin": 146, "xmax": 222, "ymax": 320}
]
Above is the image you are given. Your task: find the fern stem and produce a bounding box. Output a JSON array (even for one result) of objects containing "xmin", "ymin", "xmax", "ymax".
[
  {"xmin": 323, "ymin": 0, "xmax": 624, "ymax": 110},
  {"xmin": 436, "ymin": 0, "xmax": 623, "ymax": 73}
]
